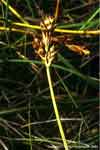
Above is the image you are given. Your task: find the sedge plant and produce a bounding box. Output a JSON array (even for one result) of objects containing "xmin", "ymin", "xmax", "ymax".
[{"xmin": 0, "ymin": 0, "xmax": 99, "ymax": 149}]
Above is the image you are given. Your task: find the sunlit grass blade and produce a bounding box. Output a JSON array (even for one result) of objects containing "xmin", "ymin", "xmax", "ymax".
[
  {"xmin": 80, "ymin": 7, "xmax": 100, "ymax": 29},
  {"xmin": 0, "ymin": 0, "xmax": 29, "ymax": 24},
  {"xmin": 0, "ymin": 21, "xmax": 100, "ymax": 35}
]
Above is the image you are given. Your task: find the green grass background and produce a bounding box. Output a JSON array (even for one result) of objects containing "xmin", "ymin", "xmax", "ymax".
[{"xmin": 0, "ymin": 0, "xmax": 99, "ymax": 149}]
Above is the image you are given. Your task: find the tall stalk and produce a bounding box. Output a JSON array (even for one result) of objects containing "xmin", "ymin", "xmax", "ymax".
[
  {"xmin": 45, "ymin": 63, "xmax": 69, "ymax": 150},
  {"xmin": 36, "ymin": 14, "xmax": 69, "ymax": 150}
]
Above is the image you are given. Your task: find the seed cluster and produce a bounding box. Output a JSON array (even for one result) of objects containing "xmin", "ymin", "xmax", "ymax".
[{"xmin": 32, "ymin": 16, "xmax": 56, "ymax": 67}]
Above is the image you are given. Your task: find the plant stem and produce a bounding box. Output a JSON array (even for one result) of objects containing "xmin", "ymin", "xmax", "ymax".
[
  {"xmin": 0, "ymin": 24, "xmax": 100, "ymax": 35},
  {"xmin": 46, "ymin": 65, "xmax": 69, "ymax": 150}
]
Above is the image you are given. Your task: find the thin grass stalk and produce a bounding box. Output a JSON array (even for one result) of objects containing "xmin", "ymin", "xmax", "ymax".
[
  {"xmin": 1, "ymin": 0, "xmax": 29, "ymax": 24},
  {"xmin": 28, "ymin": 101, "xmax": 32, "ymax": 150},
  {"xmin": 0, "ymin": 24, "xmax": 100, "ymax": 35},
  {"xmin": 46, "ymin": 65, "xmax": 69, "ymax": 150}
]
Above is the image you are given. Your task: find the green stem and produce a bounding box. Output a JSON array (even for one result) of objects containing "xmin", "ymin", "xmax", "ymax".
[{"xmin": 46, "ymin": 65, "xmax": 69, "ymax": 150}]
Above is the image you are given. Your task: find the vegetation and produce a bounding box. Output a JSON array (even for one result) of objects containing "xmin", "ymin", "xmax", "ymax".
[{"xmin": 0, "ymin": 0, "xmax": 99, "ymax": 149}]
